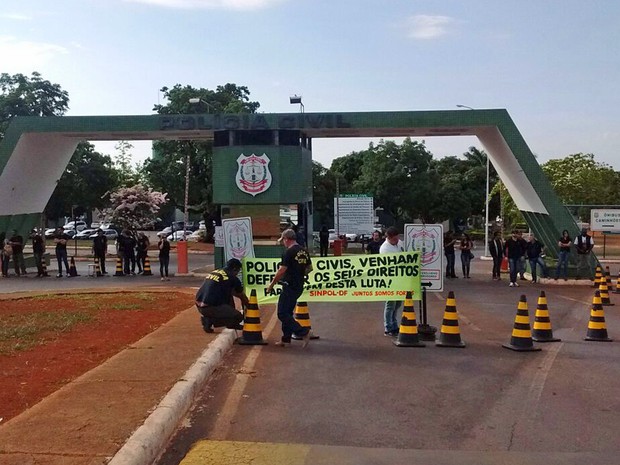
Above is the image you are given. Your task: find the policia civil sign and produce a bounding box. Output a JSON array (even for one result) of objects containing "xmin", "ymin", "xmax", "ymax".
[{"xmin": 243, "ymin": 251, "xmax": 421, "ymax": 304}]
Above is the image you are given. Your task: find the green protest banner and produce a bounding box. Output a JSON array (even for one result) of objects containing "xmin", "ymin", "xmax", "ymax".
[{"xmin": 243, "ymin": 251, "xmax": 421, "ymax": 304}]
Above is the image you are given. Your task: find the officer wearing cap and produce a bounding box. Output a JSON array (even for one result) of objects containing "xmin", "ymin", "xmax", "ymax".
[{"xmin": 195, "ymin": 258, "xmax": 250, "ymax": 333}]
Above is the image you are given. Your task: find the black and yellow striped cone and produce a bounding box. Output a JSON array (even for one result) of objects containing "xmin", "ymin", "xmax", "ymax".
[
  {"xmin": 292, "ymin": 302, "xmax": 320, "ymax": 340},
  {"xmin": 598, "ymin": 279, "xmax": 614, "ymax": 306},
  {"xmin": 436, "ymin": 291, "xmax": 465, "ymax": 348},
  {"xmin": 236, "ymin": 289, "xmax": 268, "ymax": 345},
  {"xmin": 68, "ymin": 256, "xmax": 79, "ymax": 277},
  {"xmin": 94, "ymin": 257, "xmax": 102, "ymax": 277},
  {"xmin": 394, "ymin": 291, "xmax": 425, "ymax": 347},
  {"xmin": 532, "ymin": 291, "xmax": 561, "ymax": 342},
  {"xmin": 615, "ymin": 271, "xmax": 620, "ymax": 294},
  {"xmin": 502, "ymin": 295, "xmax": 541, "ymax": 352},
  {"xmin": 114, "ymin": 256, "xmax": 124, "ymax": 276},
  {"xmin": 605, "ymin": 266, "xmax": 613, "ymax": 292},
  {"xmin": 592, "ymin": 266, "xmax": 603, "ymax": 288},
  {"xmin": 585, "ymin": 290, "xmax": 613, "ymax": 342},
  {"xmin": 142, "ymin": 256, "xmax": 153, "ymax": 276}
]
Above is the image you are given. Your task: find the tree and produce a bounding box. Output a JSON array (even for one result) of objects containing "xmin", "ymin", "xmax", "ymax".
[
  {"xmin": 142, "ymin": 83, "xmax": 260, "ymax": 223},
  {"xmin": 312, "ymin": 161, "xmax": 337, "ymax": 229},
  {"xmin": 104, "ymin": 185, "xmax": 167, "ymax": 231},
  {"xmin": 45, "ymin": 142, "xmax": 119, "ymax": 223},
  {"xmin": 0, "ymin": 72, "xmax": 69, "ymax": 141},
  {"xmin": 114, "ymin": 141, "xmax": 141, "ymax": 187},
  {"xmin": 542, "ymin": 153, "xmax": 620, "ymax": 220},
  {"xmin": 353, "ymin": 138, "xmax": 437, "ymax": 224}
]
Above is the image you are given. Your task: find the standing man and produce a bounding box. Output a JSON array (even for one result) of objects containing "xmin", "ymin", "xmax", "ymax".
[
  {"xmin": 365, "ymin": 230, "xmax": 384, "ymax": 255},
  {"xmin": 119, "ymin": 230, "xmax": 137, "ymax": 275},
  {"xmin": 266, "ymin": 228, "xmax": 313, "ymax": 347},
  {"xmin": 526, "ymin": 233, "xmax": 548, "ymax": 283},
  {"xmin": 54, "ymin": 227, "xmax": 71, "ymax": 277},
  {"xmin": 574, "ymin": 227, "xmax": 594, "ymax": 279},
  {"xmin": 92, "ymin": 229, "xmax": 108, "ymax": 275},
  {"xmin": 504, "ymin": 230, "xmax": 522, "ymax": 287},
  {"xmin": 318, "ymin": 225, "xmax": 330, "ymax": 257},
  {"xmin": 443, "ymin": 230, "xmax": 457, "ymax": 279},
  {"xmin": 31, "ymin": 229, "xmax": 47, "ymax": 277},
  {"xmin": 380, "ymin": 226, "xmax": 405, "ymax": 337},
  {"xmin": 9, "ymin": 230, "xmax": 26, "ymax": 276},
  {"xmin": 195, "ymin": 258, "xmax": 249, "ymax": 333},
  {"xmin": 489, "ymin": 231, "xmax": 504, "ymax": 280}
]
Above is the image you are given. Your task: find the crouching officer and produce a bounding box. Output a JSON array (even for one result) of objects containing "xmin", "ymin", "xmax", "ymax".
[{"xmin": 195, "ymin": 258, "xmax": 250, "ymax": 333}]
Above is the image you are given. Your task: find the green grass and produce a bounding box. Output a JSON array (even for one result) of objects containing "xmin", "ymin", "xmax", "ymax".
[{"xmin": 0, "ymin": 311, "xmax": 93, "ymax": 354}]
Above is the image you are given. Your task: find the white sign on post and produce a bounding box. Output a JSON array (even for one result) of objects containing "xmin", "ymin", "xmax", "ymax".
[
  {"xmin": 222, "ymin": 217, "xmax": 255, "ymax": 263},
  {"xmin": 334, "ymin": 194, "xmax": 374, "ymax": 235},
  {"xmin": 590, "ymin": 209, "xmax": 620, "ymax": 233},
  {"xmin": 404, "ymin": 224, "xmax": 444, "ymax": 292}
]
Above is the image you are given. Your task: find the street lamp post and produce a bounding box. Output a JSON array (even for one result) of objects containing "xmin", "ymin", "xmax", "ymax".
[{"xmin": 289, "ymin": 95, "xmax": 304, "ymax": 113}]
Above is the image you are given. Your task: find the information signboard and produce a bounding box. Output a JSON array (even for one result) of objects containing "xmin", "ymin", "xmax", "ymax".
[
  {"xmin": 590, "ymin": 209, "xmax": 620, "ymax": 233},
  {"xmin": 404, "ymin": 224, "xmax": 444, "ymax": 292},
  {"xmin": 334, "ymin": 194, "xmax": 374, "ymax": 235}
]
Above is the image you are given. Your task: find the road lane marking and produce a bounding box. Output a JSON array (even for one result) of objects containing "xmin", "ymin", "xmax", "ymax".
[{"xmin": 208, "ymin": 308, "xmax": 279, "ymax": 440}]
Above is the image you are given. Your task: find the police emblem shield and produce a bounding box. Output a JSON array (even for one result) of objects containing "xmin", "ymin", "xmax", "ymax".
[{"xmin": 235, "ymin": 153, "xmax": 272, "ymax": 196}]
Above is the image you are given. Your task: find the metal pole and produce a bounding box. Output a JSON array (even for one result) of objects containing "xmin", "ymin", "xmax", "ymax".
[
  {"xmin": 335, "ymin": 177, "xmax": 340, "ymax": 236},
  {"xmin": 184, "ymin": 148, "xmax": 190, "ymax": 240},
  {"xmin": 484, "ymin": 154, "xmax": 490, "ymax": 257}
]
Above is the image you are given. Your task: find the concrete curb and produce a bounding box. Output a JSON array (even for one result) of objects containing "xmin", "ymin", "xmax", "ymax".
[{"xmin": 107, "ymin": 329, "xmax": 236, "ymax": 465}]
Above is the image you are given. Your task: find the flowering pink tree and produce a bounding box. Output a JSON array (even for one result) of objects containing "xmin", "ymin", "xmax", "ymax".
[{"xmin": 105, "ymin": 184, "xmax": 167, "ymax": 231}]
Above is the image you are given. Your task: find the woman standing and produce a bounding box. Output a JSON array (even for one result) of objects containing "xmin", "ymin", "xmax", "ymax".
[
  {"xmin": 555, "ymin": 229, "xmax": 571, "ymax": 280},
  {"xmin": 459, "ymin": 233, "xmax": 474, "ymax": 278},
  {"xmin": 158, "ymin": 234, "xmax": 170, "ymax": 281}
]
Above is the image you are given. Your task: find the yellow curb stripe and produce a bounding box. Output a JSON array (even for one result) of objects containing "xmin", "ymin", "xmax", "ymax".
[{"xmin": 180, "ymin": 440, "xmax": 311, "ymax": 465}]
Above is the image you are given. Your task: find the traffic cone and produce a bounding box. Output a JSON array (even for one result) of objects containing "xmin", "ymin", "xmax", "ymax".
[
  {"xmin": 436, "ymin": 291, "xmax": 465, "ymax": 348},
  {"xmin": 502, "ymin": 295, "xmax": 541, "ymax": 352},
  {"xmin": 142, "ymin": 256, "xmax": 153, "ymax": 276},
  {"xmin": 532, "ymin": 291, "xmax": 561, "ymax": 342},
  {"xmin": 605, "ymin": 267, "xmax": 613, "ymax": 293},
  {"xmin": 68, "ymin": 256, "xmax": 79, "ymax": 277},
  {"xmin": 114, "ymin": 256, "xmax": 124, "ymax": 276},
  {"xmin": 584, "ymin": 290, "xmax": 613, "ymax": 342},
  {"xmin": 394, "ymin": 291, "xmax": 425, "ymax": 347},
  {"xmin": 592, "ymin": 265, "xmax": 603, "ymax": 288},
  {"xmin": 236, "ymin": 289, "xmax": 268, "ymax": 345},
  {"xmin": 598, "ymin": 278, "xmax": 614, "ymax": 306},
  {"xmin": 500, "ymin": 256, "xmax": 508, "ymax": 273},
  {"xmin": 615, "ymin": 271, "xmax": 620, "ymax": 294},
  {"xmin": 41, "ymin": 259, "xmax": 49, "ymax": 277},
  {"xmin": 94, "ymin": 257, "xmax": 101, "ymax": 277},
  {"xmin": 292, "ymin": 302, "xmax": 320, "ymax": 340}
]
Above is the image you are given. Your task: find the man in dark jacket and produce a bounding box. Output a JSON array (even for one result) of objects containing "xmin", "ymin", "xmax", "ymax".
[
  {"xmin": 195, "ymin": 258, "xmax": 249, "ymax": 332},
  {"xmin": 31, "ymin": 229, "xmax": 47, "ymax": 277},
  {"xmin": 488, "ymin": 231, "xmax": 504, "ymax": 280},
  {"xmin": 92, "ymin": 229, "xmax": 108, "ymax": 274},
  {"xmin": 504, "ymin": 230, "xmax": 522, "ymax": 287}
]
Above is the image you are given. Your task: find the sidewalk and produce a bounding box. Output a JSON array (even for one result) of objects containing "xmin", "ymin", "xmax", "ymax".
[{"xmin": 0, "ymin": 295, "xmax": 234, "ymax": 465}]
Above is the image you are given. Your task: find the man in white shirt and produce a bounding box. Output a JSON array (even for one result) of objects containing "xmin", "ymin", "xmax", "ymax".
[
  {"xmin": 379, "ymin": 226, "xmax": 405, "ymax": 336},
  {"xmin": 574, "ymin": 228, "xmax": 594, "ymax": 279}
]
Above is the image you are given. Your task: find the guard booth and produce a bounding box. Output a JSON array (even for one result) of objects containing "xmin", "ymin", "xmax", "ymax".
[{"xmin": 212, "ymin": 128, "xmax": 313, "ymax": 267}]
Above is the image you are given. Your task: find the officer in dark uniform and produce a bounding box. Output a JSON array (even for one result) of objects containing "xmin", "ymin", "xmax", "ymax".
[
  {"xmin": 266, "ymin": 228, "xmax": 313, "ymax": 347},
  {"xmin": 92, "ymin": 229, "xmax": 108, "ymax": 274},
  {"xmin": 195, "ymin": 258, "xmax": 249, "ymax": 333}
]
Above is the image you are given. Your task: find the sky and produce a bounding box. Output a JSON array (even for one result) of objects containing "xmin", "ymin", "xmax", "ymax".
[{"xmin": 2, "ymin": 0, "xmax": 619, "ymax": 170}]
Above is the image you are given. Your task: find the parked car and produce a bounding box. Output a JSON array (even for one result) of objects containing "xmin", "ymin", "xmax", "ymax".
[
  {"xmin": 63, "ymin": 221, "xmax": 87, "ymax": 232},
  {"xmin": 44, "ymin": 228, "xmax": 58, "ymax": 238},
  {"xmin": 88, "ymin": 229, "xmax": 118, "ymax": 240},
  {"xmin": 167, "ymin": 231, "xmax": 192, "ymax": 241},
  {"xmin": 188, "ymin": 229, "xmax": 206, "ymax": 242},
  {"xmin": 75, "ymin": 228, "xmax": 98, "ymax": 240}
]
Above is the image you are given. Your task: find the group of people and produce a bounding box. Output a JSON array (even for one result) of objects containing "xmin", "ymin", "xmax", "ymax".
[
  {"xmin": 489, "ymin": 227, "xmax": 594, "ymax": 286},
  {"xmin": 443, "ymin": 231, "xmax": 475, "ymax": 279},
  {"xmin": 195, "ymin": 227, "xmax": 313, "ymax": 347},
  {"xmin": 1, "ymin": 227, "xmax": 174, "ymax": 281}
]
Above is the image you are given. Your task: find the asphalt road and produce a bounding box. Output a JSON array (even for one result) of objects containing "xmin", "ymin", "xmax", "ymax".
[{"xmin": 156, "ymin": 261, "xmax": 620, "ymax": 465}]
